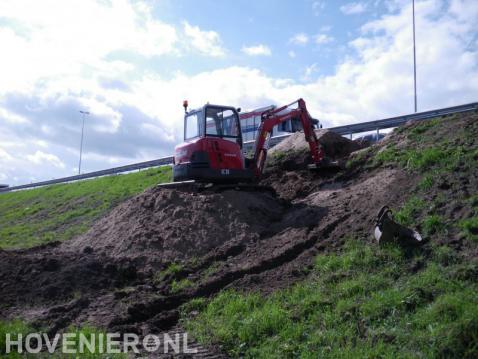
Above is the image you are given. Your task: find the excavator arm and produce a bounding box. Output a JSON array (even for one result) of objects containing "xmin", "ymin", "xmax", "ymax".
[{"xmin": 251, "ymin": 98, "xmax": 325, "ymax": 177}]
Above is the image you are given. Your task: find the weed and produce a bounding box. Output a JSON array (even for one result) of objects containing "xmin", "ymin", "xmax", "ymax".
[
  {"xmin": 395, "ymin": 196, "xmax": 425, "ymax": 227},
  {"xmin": 459, "ymin": 217, "xmax": 478, "ymax": 242},
  {"xmin": 422, "ymin": 215, "xmax": 446, "ymax": 236},
  {"xmin": 467, "ymin": 194, "xmax": 478, "ymax": 209},
  {"xmin": 154, "ymin": 262, "xmax": 185, "ymax": 284},
  {"xmin": 407, "ymin": 147, "xmax": 447, "ymax": 171},
  {"xmin": 373, "ymin": 145, "xmax": 403, "ymax": 166},
  {"xmin": 345, "ymin": 148, "xmax": 371, "ymax": 169},
  {"xmin": 202, "ymin": 262, "xmax": 220, "ymax": 280},
  {"xmin": 171, "ymin": 278, "xmax": 193, "ymax": 293},
  {"xmin": 418, "ymin": 173, "xmax": 434, "ymax": 190},
  {"xmin": 432, "ymin": 246, "xmax": 460, "ymax": 266},
  {"xmin": 407, "ymin": 118, "xmax": 441, "ymax": 141}
]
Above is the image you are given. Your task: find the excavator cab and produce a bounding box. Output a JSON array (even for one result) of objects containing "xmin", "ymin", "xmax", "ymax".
[{"xmin": 173, "ymin": 103, "xmax": 254, "ymax": 182}]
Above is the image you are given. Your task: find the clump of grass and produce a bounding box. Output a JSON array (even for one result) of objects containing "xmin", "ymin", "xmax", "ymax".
[
  {"xmin": 372, "ymin": 140, "xmax": 464, "ymax": 174},
  {"xmin": 345, "ymin": 148, "xmax": 372, "ymax": 169},
  {"xmin": 467, "ymin": 194, "xmax": 478, "ymax": 209},
  {"xmin": 423, "ymin": 214, "xmax": 446, "ymax": 236},
  {"xmin": 154, "ymin": 262, "xmax": 185, "ymax": 284},
  {"xmin": 407, "ymin": 148, "xmax": 449, "ymax": 171},
  {"xmin": 171, "ymin": 278, "xmax": 193, "ymax": 293},
  {"xmin": 395, "ymin": 196, "xmax": 425, "ymax": 227},
  {"xmin": 459, "ymin": 217, "xmax": 478, "ymax": 242},
  {"xmin": 202, "ymin": 262, "xmax": 220, "ymax": 280},
  {"xmin": 373, "ymin": 145, "xmax": 403, "ymax": 166},
  {"xmin": 418, "ymin": 173, "xmax": 434, "ymax": 190},
  {"xmin": 432, "ymin": 246, "xmax": 460, "ymax": 266},
  {"xmin": 407, "ymin": 118, "xmax": 441, "ymax": 141}
]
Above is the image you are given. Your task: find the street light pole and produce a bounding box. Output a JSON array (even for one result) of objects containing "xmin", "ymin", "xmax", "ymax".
[
  {"xmin": 412, "ymin": 0, "xmax": 418, "ymax": 112},
  {"xmin": 78, "ymin": 110, "xmax": 90, "ymax": 175}
]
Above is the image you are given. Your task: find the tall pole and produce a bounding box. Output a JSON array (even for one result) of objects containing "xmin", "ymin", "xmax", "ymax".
[
  {"xmin": 78, "ymin": 110, "xmax": 90, "ymax": 174},
  {"xmin": 413, "ymin": 0, "xmax": 417, "ymax": 112}
]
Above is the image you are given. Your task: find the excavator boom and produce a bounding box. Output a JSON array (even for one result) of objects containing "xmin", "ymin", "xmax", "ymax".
[{"xmin": 251, "ymin": 98, "xmax": 325, "ymax": 177}]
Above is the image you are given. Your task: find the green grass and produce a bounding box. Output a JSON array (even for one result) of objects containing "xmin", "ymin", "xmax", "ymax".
[
  {"xmin": 373, "ymin": 146, "xmax": 462, "ymax": 173},
  {"xmin": 0, "ymin": 166, "xmax": 171, "ymax": 249},
  {"xmin": 371, "ymin": 117, "xmax": 470, "ymax": 174},
  {"xmin": 406, "ymin": 118, "xmax": 441, "ymax": 141},
  {"xmin": 459, "ymin": 217, "xmax": 478, "ymax": 242},
  {"xmin": 0, "ymin": 320, "xmax": 34, "ymax": 358},
  {"xmin": 418, "ymin": 173, "xmax": 434, "ymax": 191},
  {"xmin": 183, "ymin": 241, "xmax": 478, "ymax": 358},
  {"xmin": 423, "ymin": 215, "xmax": 446, "ymax": 236},
  {"xmin": 345, "ymin": 148, "xmax": 372, "ymax": 169},
  {"xmin": 171, "ymin": 278, "xmax": 193, "ymax": 293},
  {"xmin": 154, "ymin": 262, "xmax": 185, "ymax": 284},
  {"xmin": 394, "ymin": 196, "xmax": 425, "ymax": 227}
]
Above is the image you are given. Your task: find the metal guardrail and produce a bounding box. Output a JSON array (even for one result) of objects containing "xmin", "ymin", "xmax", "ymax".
[
  {"xmin": 1, "ymin": 101, "xmax": 476, "ymax": 193},
  {"xmin": 327, "ymin": 101, "xmax": 478, "ymax": 136},
  {"xmin": 0, "ymin": 157, "xmax": 173, "ymax": 193}
]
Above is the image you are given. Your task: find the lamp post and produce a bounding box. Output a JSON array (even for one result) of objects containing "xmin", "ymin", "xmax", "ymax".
[
  {"xmin": 78, "ymin": 110, "xmax": 90, "ymax": 174},
  {"xmin": 413, "ymin": 0, "xmax": 417, "ymax": 112}
]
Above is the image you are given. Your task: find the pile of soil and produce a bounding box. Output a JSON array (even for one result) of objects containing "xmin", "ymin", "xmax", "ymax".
[
  {"xmin": 61, "ymin": 188, "xmax": 285, "ymax": 264},
  {"xmin": 268, "ymin": 129, "xmax": 361, "ymax": 158}
]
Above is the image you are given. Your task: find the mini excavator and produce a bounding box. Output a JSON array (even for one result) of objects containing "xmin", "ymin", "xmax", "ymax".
[{"xmin": 160, "ymin": 98, "xmax": 334, "ymax": 189}]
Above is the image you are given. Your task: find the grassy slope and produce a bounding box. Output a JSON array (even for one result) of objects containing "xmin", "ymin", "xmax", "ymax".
[
  {"xmin": 0, "ymin": 166, "xmax": 171, "ymax": 249},
  {"xmin": 182, "ymin": 114, "xmax": 478, "ymax": 358}
]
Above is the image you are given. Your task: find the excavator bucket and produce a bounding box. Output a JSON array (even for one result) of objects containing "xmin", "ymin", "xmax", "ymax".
[{"xmin": 373, "ymin": 206, "xmax": 423, "ymax": 246}]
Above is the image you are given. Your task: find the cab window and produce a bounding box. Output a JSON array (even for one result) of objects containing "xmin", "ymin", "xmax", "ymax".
[{"xmin": 185, "ymin": 112, "xmax": 200, "ymax": 139}]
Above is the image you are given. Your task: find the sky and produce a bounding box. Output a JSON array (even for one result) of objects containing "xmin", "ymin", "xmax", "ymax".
[{"xmin": 0, "ymin": 0, "xmax": 477, "ymax": 186}]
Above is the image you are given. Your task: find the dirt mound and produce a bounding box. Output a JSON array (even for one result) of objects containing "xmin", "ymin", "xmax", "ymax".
[
  {"xmin": 61, "ymin": 187, "xmax": 285, "ymax": 264},
  {"xmin": 269, "ymin": 129, "xmax": 361, "ymax": 159}
]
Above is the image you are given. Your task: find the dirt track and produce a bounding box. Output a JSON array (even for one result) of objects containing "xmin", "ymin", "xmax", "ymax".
[{"xmin": 1, "ymin": 115, "xmax": 477, "ymax": 357}]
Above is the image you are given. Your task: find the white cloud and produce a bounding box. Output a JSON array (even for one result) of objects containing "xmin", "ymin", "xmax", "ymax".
[
  {"xmin": 182, "ymin": 21, "xmax": 225, "ymax": 57},
  {"xmin": 0, "ymin": 107, "xmax": 29, "ymax": 124},
  {"xmin": 288, "ymin": 51, "xmax": 297, "ymax": 58},
  {"xmin": 242, "ymin": 44, "xmax": 272, "ymax": 56},
  {"xmin": 312, "ymin": 1, "xmax": 326, "ymax": 15},
  {"xmin": 289, "ymin": 33, "xmax": 309, "ymax": 45},
  {"xmin": 315, "ymin": 34, "xmax": 334, "ymax": 45},
  {"xmin": 0, "ymin": 148, "xmax": 13, "ymax": 161},
  {"xmin": 26, "ymin": 151, "xmax": 65, "ymax": 168},
  {"xmin": 341, "ymin": 2, "xmax": 368, "ymax": 15},
  {"xmin": 302, "ymin": 63, "xmax": 319, "ymax": 81},
  {"xmin": 0, "ymin": 0, "xmax": 178, "ymax": 94}
]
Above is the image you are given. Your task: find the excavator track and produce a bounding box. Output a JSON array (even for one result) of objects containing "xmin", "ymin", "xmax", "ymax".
[{"xmin": 157, "ymin": 180, "xmax": 275, "ymax": 194}]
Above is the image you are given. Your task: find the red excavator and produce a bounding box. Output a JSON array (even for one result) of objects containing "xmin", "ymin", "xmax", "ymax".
[{"xmin": 167, "ymin": 98, "xmax": 330, "ymax": 186}]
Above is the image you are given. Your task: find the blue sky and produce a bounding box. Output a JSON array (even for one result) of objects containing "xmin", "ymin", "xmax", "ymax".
[{"xmin": 0, "ymin": 0, "xmax": 477, "ymax": 185}]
